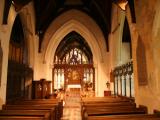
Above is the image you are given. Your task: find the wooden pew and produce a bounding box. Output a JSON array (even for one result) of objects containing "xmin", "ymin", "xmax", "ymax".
[
  {"xmin": 83, "ymin": 101, "xmax": 136, "ymax": 107},
  {"xmin": 2, "ymin": 104, "xmax": 56, "ymax": 120},
  {"xmin": 85, "ymin": 107, "xmax": 146, "ymax": 116},
  {"xmin": 0, "ymin": 110, "xmax": 50, "ymax": 120},
  {"xmin": 0, "ymin": 116, "xmax": 44, "ymax": 120},
  {"xmin": 82, "ymin": 97, "xmax": 131, "ymax": 103},
  {"xmin": 9, "ymin": 99, "xmax": 63, "ymax": 119},
  {"xmin": 82, "ymin": 97, "xmax": 148, "ymax": 120},
  {"xmin": 87, "ymin": 114, "xmax": 160, "ymax": 120},
  {"xmin": 3, "ymin": 97, "xmax": 63, "ymax": 120},
  {"xmin": 82, "ymin": 96, "xmax": 160, "ymax": 120}
]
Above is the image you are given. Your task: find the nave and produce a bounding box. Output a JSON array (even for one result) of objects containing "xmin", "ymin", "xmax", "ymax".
[{"xmin": 0, "ymin": 89, "xmax": 160, "ymax": 120}]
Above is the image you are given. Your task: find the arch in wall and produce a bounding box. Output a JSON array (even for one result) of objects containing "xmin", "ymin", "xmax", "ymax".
[
  {"xmin": 43, "ymin": 21, "xmax": 106, "ymax": 66},
  {"xmin": 41, "ymin": 10, "xmax": 108, "ymax": 96},
  {"xmin": 125, "ymin": 2, "xmax": 160, "ymax": 113},
  {"xmin": 0, "ymin": 3, "xmax": 36, "ymax": 104},
  {"xmin": 42, "ymin": 9, "xmax": 107, "ymax": 65},
  {"xmin": 126, "ymin": 2, "xmax": 154, "ymax": 106},
  {"xmin": 7, "ymin": 14, "xmax": 30, "ymax": 101},
  {"xmin": 44, "ymin": 19, "xmax": 102, "ymax": 66},
  {"xmin": 6, "ymin": 3, "xmax": 36, "ymax": 68},
  {"xmin": 122, "ymin": 17, "xmax": 132, "ymax": 59},
  {"xmin": 113, "ymin": 11, "xmax": 132, "ymax": 65},
  {"xmin": 6, "ymin": 4, "xmax": 35, "ymax": 102},
  {"xmin": 0, "ymin": 4, "xmax": 17, "ymax": 105},
  {"xmin": 18, "ymin": 2, "xmax": 36, "ymax": 68},
  {"xmin": 124, "ymin": 4, "xmax": 141, "ymax": 103},
  {"xmin": 53, "ymin": 31, "xmax": 95, "ymax": 92},
  {"xmin": 112, "ymin": 9, "xmax": 135, "ymax": 97}
]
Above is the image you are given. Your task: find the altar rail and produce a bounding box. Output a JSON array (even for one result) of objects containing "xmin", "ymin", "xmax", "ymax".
[{"xmin": 112, "ymin": 61, "xmax": 134, "ymax": 98}]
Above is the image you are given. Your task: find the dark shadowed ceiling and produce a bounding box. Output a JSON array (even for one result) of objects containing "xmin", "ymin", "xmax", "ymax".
[
  {"xmin": 3, "ymin": 0, "xmax": 136, "ymax": 52},
  {"xmin": 34, "ymin": 0, "xmax": 112, "ymax": 51}
]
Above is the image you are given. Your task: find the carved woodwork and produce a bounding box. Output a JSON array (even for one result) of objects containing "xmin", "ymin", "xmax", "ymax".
[
  {"xmin": 113, "ymin": 61, "xmax": 134, "ymax": 98},
  {"xmin": 53, "ymin": 64, "xmax": 94, "ymax": 90},
  {"xmin": 53, "ymin": 47, "xmax": 95, "ymax": 92},
  {"xmin": 32, "ymin": 79, "xmax": 51, "ymax": 99},
  {"xmin": 7, "ymin": 60, "xmax": 33, "ymax": 103},
  {"xmin": 65, "ymin": 67, "xmax": 83, "ymax": 85}
]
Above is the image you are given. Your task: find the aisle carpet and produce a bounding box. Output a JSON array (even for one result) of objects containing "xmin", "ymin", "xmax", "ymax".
[{"xmin": 61, "ymin": 91, "xmax": 82, "ymax": 120}]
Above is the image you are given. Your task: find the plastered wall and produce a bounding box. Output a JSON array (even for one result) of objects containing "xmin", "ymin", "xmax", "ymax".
[{"xmin": 111, "ymin": 0, "xmax": 160, "ymax": 113}]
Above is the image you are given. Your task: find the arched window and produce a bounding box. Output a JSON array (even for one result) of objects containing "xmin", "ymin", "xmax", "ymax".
[{"xmin": 52, "ymin": 31, "xmax": 95, "ymax": 92}]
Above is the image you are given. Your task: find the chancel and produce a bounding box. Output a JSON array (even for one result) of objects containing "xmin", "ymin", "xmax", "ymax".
[{"xmin": 0, "ymin": 0, "xmax": 160, "ymax": 120}]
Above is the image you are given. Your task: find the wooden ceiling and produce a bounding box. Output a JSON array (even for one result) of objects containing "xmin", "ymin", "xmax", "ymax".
[
  {"xmin": 34, "ymin": 0, "xmax": 112, "ymax": 34},
  {"xmin": 34, "ymin": 0, "xmax": 112, "ymax": 51},
  {"xmin": 3, "ymin": 0, "xmax": 136, "ymax": 52}
]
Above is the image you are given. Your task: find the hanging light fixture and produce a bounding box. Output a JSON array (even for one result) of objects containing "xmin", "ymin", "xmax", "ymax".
[{"xmin": 113, "ymin": 0, "xmax": 128, "ymax": 10}]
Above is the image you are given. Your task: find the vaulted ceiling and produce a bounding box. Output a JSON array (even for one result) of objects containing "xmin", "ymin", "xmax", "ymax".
[
  {"xmin": 34, "ymin": 0, "xmax": 112, "ymax": 51},
  {"xmin": 3, "ymin": 0, "xmax": 136, "ymax": 52},
  {"xmin": 38, "ymin": 1, "xmax": 110, "ymax": 30}
]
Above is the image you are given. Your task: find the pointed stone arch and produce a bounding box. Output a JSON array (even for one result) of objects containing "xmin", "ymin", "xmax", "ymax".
[
  {"xmin": 44, "ymin": 19, "xmax": 104, "ymax": 66},
  {"xmin": 42, "ymin": 9, "xmax": 107, "ymax": 65}
]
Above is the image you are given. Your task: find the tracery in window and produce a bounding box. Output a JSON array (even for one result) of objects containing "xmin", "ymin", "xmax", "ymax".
[{"xmin": 52, "ymin": 31, "xmax": 94, "ymax": 92}]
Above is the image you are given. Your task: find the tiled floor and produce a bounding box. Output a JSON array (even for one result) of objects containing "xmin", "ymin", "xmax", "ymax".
[{"xmin": 61, "ymin": 92, "xmax": 82, "ymax": 120}]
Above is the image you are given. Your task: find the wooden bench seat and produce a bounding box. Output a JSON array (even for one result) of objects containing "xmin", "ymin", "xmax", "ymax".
[
  {"xmin": 83, "ymin": 101, "xmax": 136, "ymax": 107},
  {"xmin": 10, "ymin": 99, "xmax": 61, "ymax": 106},
  {"xmin": 81, "ymin": 96, "xmax": 159, "ymax": 120},
  {"xmin": 0, "ymin": 110, "xmax": 51, "ymax": 120},
  {"xmin": 86, "ymin": 107, "xmax": 146, "ymax": 116},
  {"xmin": 2, "ymin": 104, "xmax": 56, "ymax": 120},
  {"xmin": 0, "ymin": 116, "xmax": 45, "ymax": 120},
  {"xmin": 82, "ymin": 97, "xmax": 147, "ymax": 119},
  {"xmin": 82, "ymin": 96, "xmax": 130, "ymax": 101},
  {"xmin": 83, "ymin": 99, "xmax": 131, "ymax": 103},
  {"xmin": 9, "ymin": 99, "xmax": 63, "ymax": 119},
  {"xmin": 85, "ymin": 105, "xmax": 138, "ymax": 111},
  {"xmin": 82, "ymin": 100, "xmax": 132, "ymax": 105},
  {"xmin": 87, "ymin": 114, "xmax": 160, "ymax": 120},
  {"xmin": 3, "ymin": 97, "xmax": 63, "ymax": 120}
]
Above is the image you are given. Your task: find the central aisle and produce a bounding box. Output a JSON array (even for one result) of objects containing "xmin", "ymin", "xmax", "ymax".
[{"xmin": 61, "ymin": 91, "xmax": 82, "ymax": 120}]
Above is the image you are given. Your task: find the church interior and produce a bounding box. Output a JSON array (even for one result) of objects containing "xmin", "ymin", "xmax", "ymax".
[{"xmin": 0, "ymin": 0, "xmax": 160, "ymax": 119}]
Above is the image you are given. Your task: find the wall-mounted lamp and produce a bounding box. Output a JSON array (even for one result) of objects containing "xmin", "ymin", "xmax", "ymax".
[{"xmin": 106, "ymin": 81, "xmax": 110, "ymax": 90}]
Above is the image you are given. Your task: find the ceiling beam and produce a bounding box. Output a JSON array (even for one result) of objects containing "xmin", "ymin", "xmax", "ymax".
[{"xmin": 12, "ymin": 0, "xmax": 32, "ymax": 11}]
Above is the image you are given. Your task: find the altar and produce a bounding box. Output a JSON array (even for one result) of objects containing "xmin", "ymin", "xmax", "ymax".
[{"xmin": 67, "ymin": 84, "xmax": 81, "ymax": 92}]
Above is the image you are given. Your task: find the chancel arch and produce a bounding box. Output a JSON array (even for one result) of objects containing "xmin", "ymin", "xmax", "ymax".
[
  {"xmin": 43, "ymin": 19, "xmax": 104, "ymax": 66},
  {"xmin": 53, "ymin": 31, "xmax": 95, "ymax": 94},
  {"xmin": 42, "ymin": 9, "xmax": 107, "ymax": 64},
  {"xmin": 42, "ymin": 18, "xmax": 108, "ymax": 96}
]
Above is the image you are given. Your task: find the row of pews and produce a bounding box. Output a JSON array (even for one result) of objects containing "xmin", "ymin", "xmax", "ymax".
[
  {"xmin": 82, "ymin": 96, "xmax": 160, "ymax": 120},
  {"xmin": 0, "ymin": 98, "xmax": 63, "ymax": 120}
]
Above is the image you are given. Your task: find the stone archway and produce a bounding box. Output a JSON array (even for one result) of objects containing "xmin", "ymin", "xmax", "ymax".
[{"xmin": 41, "ymin": 10, "xmax": 109, "ymax": 96}]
